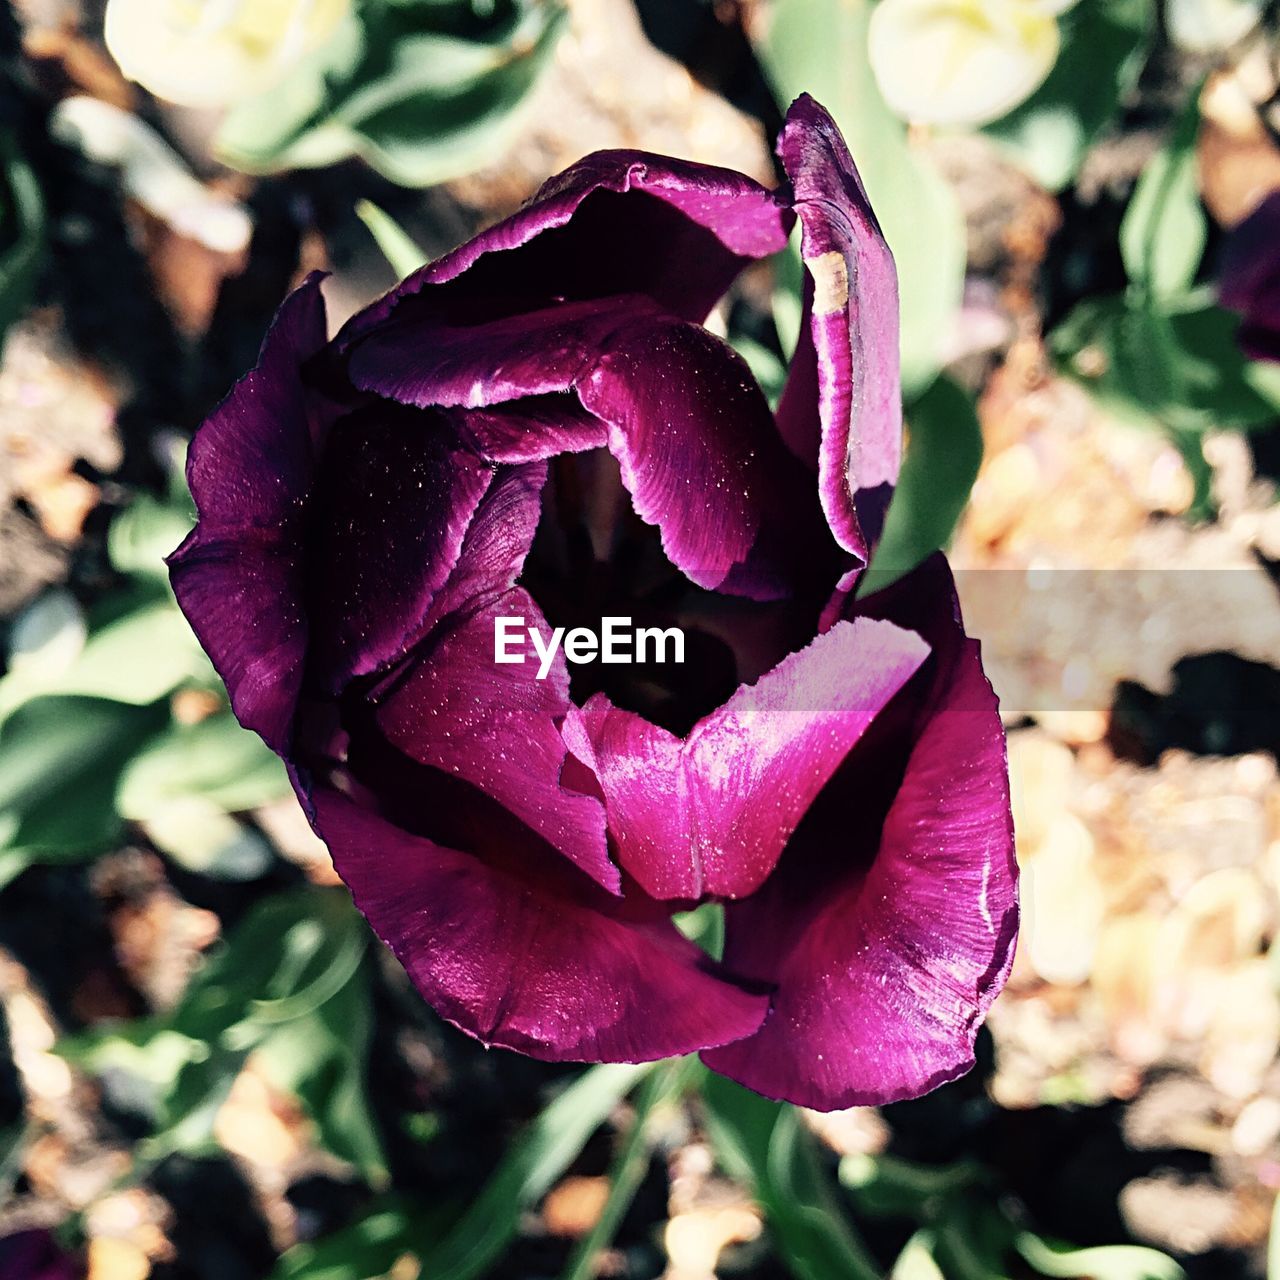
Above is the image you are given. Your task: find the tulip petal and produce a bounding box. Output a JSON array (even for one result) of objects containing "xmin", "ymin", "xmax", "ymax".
[
  {"xmin": 563, "ymin": 616, "xmax": 928, "ymax": 901},
  {"xmin": 168, "ymin": 274, "xmax": 328, "ymax": 752},
  {"xmin": 351, "ymin": 298, "xmax": 817, "ymax": 597},
  {"xmin": 376, "ymin": 588, "xmax": 618, "ymax": 894},
  {"xmin": 306, "ymin": 404, "xmax": 492, "ymax": 692},
  {"xmin": 340, "ymin": 151, "xmax": 791, "ymax": 345},
  {"xmin": 777, "ymin": 96, "xmax": 903, "ymax": 562},
  {"xmin": 1220, "ymin": 191, "xmax": 1280, "ymax": 363},
  {"xmin": 310, "ymin": 788, "xmax": 770, "ymax": 1062},
  {"xmin": 702, "ymin": 560, "xmax": 1017, "ymax": 1109}
]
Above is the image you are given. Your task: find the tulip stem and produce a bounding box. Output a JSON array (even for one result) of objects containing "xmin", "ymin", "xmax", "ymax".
[{"xmin": 558, "ymin": 1058, "xmax": 689, "ymax": 1280}]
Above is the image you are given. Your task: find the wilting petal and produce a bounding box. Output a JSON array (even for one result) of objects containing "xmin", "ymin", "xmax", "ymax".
[
  {"xmin": 310, "ymin": 788, "xmax": 770, "ymax": 1061},
  {"xmin": 563, "ymin": 617, "xmax": 928, "ymax": 901},
  {"xmin": 777, "ymin": 96, "xmax": 902, "ymax": 561},
  {"xmin": 340, "ymin": 151, "xmax": 791, "ymax": 345},
  {"xmin": 168, "ymin": 274, "xmax": 328, "ymax": 751},
  {"xmin": 305, "ymin": 403, "xmax": 491, "ymax": 692},
  {"xmin": 376, "ymin": 588, "xmax": 617, "ymax": 893},
  {"xmin": 703, "ymin": 560, "xmax": 1017, "ymax": 1109},
  {"xmin": 1220, "ymin": 191, "xmax": 1280, "ymax": 364}
]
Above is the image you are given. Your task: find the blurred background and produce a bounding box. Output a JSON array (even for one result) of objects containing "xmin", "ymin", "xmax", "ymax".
[{"xmin": 1, "ymin": 0, "xmax": 1279, "ymax": 1277}]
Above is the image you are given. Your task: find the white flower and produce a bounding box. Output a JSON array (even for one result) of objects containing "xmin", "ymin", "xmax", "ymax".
[
  {"xmin": 1167, "ymin": 0, "xmax": 1265, "ymax": 53},
  {"xmin": 104, "ymin": 0, "xmax": 351, "ymax": 109},
  {"xmin": 868, "ymin": 0, "xmax": 1078, "ymax": 128}
]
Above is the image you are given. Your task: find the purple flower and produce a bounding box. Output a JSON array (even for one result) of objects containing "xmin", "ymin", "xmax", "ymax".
[
  {"xmin": 1220, "ymin": 191, "xmax": 1280, "ymax": 363},
  {"xmin": 169, "ymin": 96, "xmax": 1017, "ymax": 1110},
  {"xmin": 0, "ymin": 1230, "xmax": 84, "ymax": 1280}
]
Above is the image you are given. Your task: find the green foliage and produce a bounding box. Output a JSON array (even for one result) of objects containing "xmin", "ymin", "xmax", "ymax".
[
  {"xmin": 0, "ymin": 131, "xmax": 43, "ymax": 346},
  {"xmin": 1050, "ymin": 79, "xmax": 1280, "ymax": 520},
  {"xmin": 0, "ymin": 472, "xmax": 291, "ymax": 886},
  {"xmin": 986, "ymin": 0, "xmax": 1154, "ymax": 191},
  {"xmin": 272, "ymin": 1063, "xmax": 649, "ymax": 1279},
  {"xmin": 1052, "ymin": 291, "xmax": 1280, "ymax": 518},
  {"xmin": 355, "ymin": 198, "xmax": 429, "ymax": 276},
  {"xmin": 559, "ymin": 1060, "xmax": 694, "ymax": 1280},
  {"xmin": 701, "ymin": 1070, "xmax": 880, "ymax": 1280},
  {"xmin": 861, "ymin": 372, "xmax": 983, "ymax": 595},
  {"xmin": 760, "ymin": 0, "xmax": 966, "ymax": 395},
  {"xmin": 60, "ymin": 888, "xmax": 385, "ymax": 1182},
  {"xmin": 216, "ymin": 0, "xmax": 566, "ymax": 187},
  {"xmin": 0, "ymin": 695, "xmax": 168, "ymax": 887},
  {"xmin": 1119, "ymin": 93, "xmax": 1206, "ymax": 301},
  {"xmin": 842, "ymin": 1150, "xmax": 1185, "ymax": 1280}
]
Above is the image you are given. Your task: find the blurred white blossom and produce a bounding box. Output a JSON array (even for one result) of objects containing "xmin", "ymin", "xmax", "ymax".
[
  {"xmin": 868, "ymin": 0, "xmax": 1080, "ymax": 128},
  {"xmin": 104, "ymin": 0, "xmax": 351, "ymax": 109},
  {"xmin": 1167, "ymin": 0, "xmax": 1265, "ymax": 53}
]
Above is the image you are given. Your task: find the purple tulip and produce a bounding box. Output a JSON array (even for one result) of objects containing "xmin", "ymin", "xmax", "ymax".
[
  {"xmin": 169, "ymin": 96, "xmax": 1017, "ymax": 1109},
  {"xmin": 0, "ymin": 1230, "xmax": 84, "ymax": 1280},
  {"xmin": 1221, "ymin": 191, "xmax": 1280, "ymax": 363}
]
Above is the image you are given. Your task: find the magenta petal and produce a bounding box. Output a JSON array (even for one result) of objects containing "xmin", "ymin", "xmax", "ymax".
[
  {"xmin": 376, "ymin": 588, "xmax": 618, "ymax": 894},
  {"xmin": 1220, "ymin": 191, "xmax": 1280, "ymax": 363},
  {"xmin": 340, "ymin": 151, "xmax": 791, "ymax": 343},
  {"xmin": 352, "ymin": 297, "xmax": 814, "ymax": 597},
  {"xmin": 452, "ymin": 396, "xmax": 609, "ymax": 463},
  {"xmin": 346, "ymin": 296, "xmax": 665, "ymax": 410},
  {"xmin": 168, "ymin": 275, "xmax": 329, "ymax": 752},
  {"xmin": 306, "ymin": 405, "xmax": 492, "ymax": 691},
  {"xmin": 578, "ymin": 318, "xmax": 812, "ymax": 595},
  {"xmin": 311, "ymin": 788, "xmax": 770, "ymax": 1062},
  {"xmin": 563, "ymin": 617, "xmax": 929, "ymax": 901},
  {"xmin": 776, "ymin": 95, "xmax": 903, "ymax": 559},
  {"xmin": 702, "ymin": 566, "xmax": 1017, "ymax": 1110}
]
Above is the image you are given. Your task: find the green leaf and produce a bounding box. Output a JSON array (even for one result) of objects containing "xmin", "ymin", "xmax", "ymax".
[
  {"xmin": 986, "ymin": 0, "xmax": 1154, "ymax": 190},
  {"xmin": 559, "ymin": 1059, "xmax": 694, "ymax": 1280},
  {"xmin": 893, "ymin": 1232, "xmax": 947, "ymax": 1280},
  {"xmin": 138, "ymin": 801, "xmax": 276, "ymax": 880},
  {"xmin": 1014, "ymin": 1232, "xmax": 1186, "ymax": 1280},
  {"xmin": 423, "ymin": 1062, "xmax": 649, "ymax": 1280},
  {"xmin": 0, "ymin": 131, "xmax": 44, "ymax": 343},
  {"xmin": 0, "ymin": 593, "xmax": 211, "ymax": 718},
  {"xmin": 216, "ymin": 0, "xmax": 567, "ymax": 187},
  {"xmin": 700, "ymin": 1071, "xmax": 879, "ymax": 1280},
  {"xmin": 1052, "ymin": 291, "xmax": 1280, "ymax": 509},
  {"xmin": 270, "ymin": 1197, "xmax": 448, "ymax": 1280},
  {"xmin": 859, "ymin": 373, "xmax": 983, "ymax": 595},
  {"xmin": 839, "ymin": 1151, "xmax": 983, "ymax": 1220},
  {"xmin": 731, "ymin": 332, "xmax": 788, "ymax": 409},
  {"xmin": 272, "ymin": 1061, "xmax": 648, "ymax": 1280},
  {"xmin": 61, "ymin": 889, "xmax": 384, "ymax": 1177},
  {"xmin": 0, "ymin": 695, "xmax": 166, "ymax": 873},
  {"xmin": 117, "ymin": 709, "xmax": 289, "ymax": 820},
  {"xmin": 1119, "ymin": 91, "xmax": 1206, "ymax": 300},
  {"xmin": 256, "ymin": 954, "xmax": 385, "ymax": 1183},
  {"xmin": 761, "ymin": 0, "xmax": 965, "ymax": 395},
  {"xmin": 355, "ymin": 199, "xmax": 428, "ymax": 276},
  {"xmin": 108, "ymin": 492, "xmax": 195, "ymax": 582}
]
